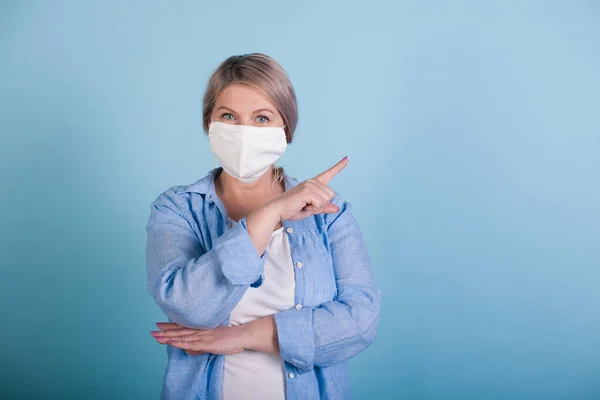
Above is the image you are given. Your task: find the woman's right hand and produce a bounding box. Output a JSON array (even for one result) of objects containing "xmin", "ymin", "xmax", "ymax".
[
  {"xmin": 246, "ymin": 156, "xmax": 348, "ymax": 257},
  {"xmin": 270, "ymin": 156, "xmax": 348, "ymax": 221}
]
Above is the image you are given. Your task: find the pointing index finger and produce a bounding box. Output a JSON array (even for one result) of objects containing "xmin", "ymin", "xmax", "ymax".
[{"xmin": 315, "ymin": 156, "xmax": 348, "ymax": 185}]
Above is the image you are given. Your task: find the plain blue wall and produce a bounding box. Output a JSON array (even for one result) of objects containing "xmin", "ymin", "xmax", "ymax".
[{"xmin": 1, "ymin": 1, "xmax": 599, "ymax": 399}]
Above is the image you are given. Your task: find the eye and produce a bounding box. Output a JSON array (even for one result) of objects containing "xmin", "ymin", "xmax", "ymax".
[
  {"xmin": 221, "ymin": 113, "xmax": 235, "ymax": 121},
  {"xmin": 256, "ymin": 115, "xmax": 270, "ymax": 124}
]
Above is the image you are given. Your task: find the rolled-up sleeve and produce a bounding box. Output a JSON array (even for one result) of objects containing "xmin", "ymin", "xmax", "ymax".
[
  {"xmin": 145, "ymin": 190, "xmax": 267, "ymax": 328},
  {"xmin": 274, "ymin": 195, "xmax": 383, "ymax": 373}
]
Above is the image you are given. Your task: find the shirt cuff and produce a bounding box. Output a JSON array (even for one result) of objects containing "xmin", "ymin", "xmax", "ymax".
[
  {"xmin": 213, "ymin": 215, "xmax": 267, "ymax": 287},
  {"xmin": 274, "ymin": 306, "xmax": 314, "ymax": 374}
]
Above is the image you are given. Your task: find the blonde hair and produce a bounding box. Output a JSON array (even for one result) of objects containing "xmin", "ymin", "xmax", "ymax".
[{"xmin": 202, "ymin": 53, "xmax": 298, "ymax": 186}]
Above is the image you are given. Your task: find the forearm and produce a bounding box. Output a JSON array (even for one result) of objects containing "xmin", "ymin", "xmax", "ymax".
[
  {"xmin": 272, "ymin": 290, "xmax": 382, "ymax": 373},
  {"xmin": 150, "ymin": 253, "xmax": 250, "ymax": 329},
  {"xmin": 246, "ymin": 202, "xmax": 282, "ymax": 257},
  {"xmin": 240, "ymin": 315, "xmax": 280, "ymax": 355},
  {"xmin": 147, "ymin": 202, "xmax": 271, "ymax": 328}
]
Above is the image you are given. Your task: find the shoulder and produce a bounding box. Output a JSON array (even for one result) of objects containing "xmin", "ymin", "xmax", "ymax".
[
  {"xmin": 144, "ymin": 189, "xmax": 195, "ymax": 234},
  {"xmin": 148, "ymin": 171, "xmax": 214, "ymax": 218},
  {"xmin": 150, "ymin": 185, "xmax": 192, "ymax": 214}
]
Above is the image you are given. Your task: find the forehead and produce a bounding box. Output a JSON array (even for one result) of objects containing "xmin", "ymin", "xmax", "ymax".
[{"xmin": 215, "ymin": 83, "xmax": 275, "ymax": 111}]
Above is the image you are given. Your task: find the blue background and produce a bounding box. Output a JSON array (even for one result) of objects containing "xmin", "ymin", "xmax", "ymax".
[{"xmin": 1, "ymin": 1, "xmax": 599, "ymax": 399}]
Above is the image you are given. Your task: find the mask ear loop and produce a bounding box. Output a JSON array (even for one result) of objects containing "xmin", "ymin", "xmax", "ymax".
[
  {"xmin": 273, "ymin": 124, "xmax": 288, "ymax": 185},
  {"xmin": 209, "ymin": 117, "xmax": 217, "ymax": 171},
  {"xmin": 272, "ymin": 162, "xmax": 280, "ymax": 186}
]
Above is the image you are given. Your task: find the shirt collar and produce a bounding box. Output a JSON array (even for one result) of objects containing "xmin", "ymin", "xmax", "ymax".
[{"xmin": 181, "ymin": 167, "xmax": 311, "ymax": 234}]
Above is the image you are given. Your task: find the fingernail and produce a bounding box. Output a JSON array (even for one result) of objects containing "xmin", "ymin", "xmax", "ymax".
[{"xmin": 155, "ymin": 336, "xmax": 164, "ymax": 340}]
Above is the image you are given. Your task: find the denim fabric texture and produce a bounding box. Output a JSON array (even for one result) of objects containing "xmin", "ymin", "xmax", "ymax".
[{"xmin": 145, "ymin": 167, "xmax": 383, "ymax": 400}]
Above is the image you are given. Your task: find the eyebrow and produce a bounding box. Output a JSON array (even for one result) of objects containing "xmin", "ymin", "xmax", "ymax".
[
  {"xmin": 215, "ymin": 106, "xmax": 275, "ymax": 114},
  {"xmin": 253, "ymin": 107, "xmax": 275, "ymax": 114}
]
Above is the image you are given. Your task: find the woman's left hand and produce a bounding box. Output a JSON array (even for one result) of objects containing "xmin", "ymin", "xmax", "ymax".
[{"xmin": 151, "ymin": 322, "xmax": 248, "ymax": 356}]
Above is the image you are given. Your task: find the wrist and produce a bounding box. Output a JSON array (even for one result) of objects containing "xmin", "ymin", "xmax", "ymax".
[
  {"xmin": 262, "ymin": 197, "xmax": 284, "ymax": 221},
  {"xmin": 236, "ymin": 321, "xmax": 256, "ymax": 351},
  {"xmin": 240, "ymin": 316, "xmax": 279, "ymax": 353},
  {"xmin": 249, "ymin": 200, "xmax": 282, "ymax": 228},
  {"xmin": 243, "ymin": 318, "xmax": 267, "ymax": 352}
]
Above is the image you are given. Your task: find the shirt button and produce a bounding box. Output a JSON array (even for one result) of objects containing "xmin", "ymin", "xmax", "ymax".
[
  {"xmin": 286, "ymin": 227, "xmax": 293, "ymax": 234},
  {"xmin": 296, "ymin": 261, "xmax": 303, "ymax": 268},
  {"xmin": 288, "ymin": 372, "xmax": 295, "ymax": 379},
  {"xmin": 295, "ymin": 303, "xmax": 303, "ymax": 310}
]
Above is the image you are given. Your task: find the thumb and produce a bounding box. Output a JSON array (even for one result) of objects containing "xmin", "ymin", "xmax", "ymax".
[{"xmin": 322, "ymin": 203, "xmax": 340, "ymax": 214}]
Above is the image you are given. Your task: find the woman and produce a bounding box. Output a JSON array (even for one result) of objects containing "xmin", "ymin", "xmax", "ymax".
[{"xmin": 145, "ymin": 53, "xmax": 383, "ymax": 400}]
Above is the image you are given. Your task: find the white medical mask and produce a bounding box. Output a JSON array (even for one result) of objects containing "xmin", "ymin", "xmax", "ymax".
[{"xmin": 208, "ymin": 120, "xmax": 288, "ymax": 184}]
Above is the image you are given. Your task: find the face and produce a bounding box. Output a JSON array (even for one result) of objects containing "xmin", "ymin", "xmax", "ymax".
[{"xmin": 210, "ymin": 83, "xmax": 285, "ymax": 128}]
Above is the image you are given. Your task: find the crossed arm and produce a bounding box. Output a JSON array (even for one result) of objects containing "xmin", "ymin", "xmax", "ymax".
[{"xmin": 146, "ymin": 191, "xmax": 382, "ymax": 372}]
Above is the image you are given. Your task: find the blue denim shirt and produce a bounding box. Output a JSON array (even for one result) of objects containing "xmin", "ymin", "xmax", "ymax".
[{"xmin": 145, "ymin": 167, "xmax": 383, "ymax": 400}]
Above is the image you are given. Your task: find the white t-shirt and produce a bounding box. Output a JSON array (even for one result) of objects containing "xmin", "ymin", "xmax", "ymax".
[{"xmin": 222, "ymin": 218, "xmax": 296, "ymax": 400}]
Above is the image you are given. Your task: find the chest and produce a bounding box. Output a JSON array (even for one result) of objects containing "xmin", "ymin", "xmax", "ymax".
[
  {"xmin": 227, "ymin": 221, "xmax": 296, "ymax": 325},
  {"xmin": 210, "ymin": 214, "xmax": 338, "ymax": 309},
  {"xmin": 282, "ymin": 223, "xmax": 338, "ymax": 307}
]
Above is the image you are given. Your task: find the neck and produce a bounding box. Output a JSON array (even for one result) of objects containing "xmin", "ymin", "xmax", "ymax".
[{"xmin": 215, "ymin": 166, "xmax": 284, "ymax": 205}]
